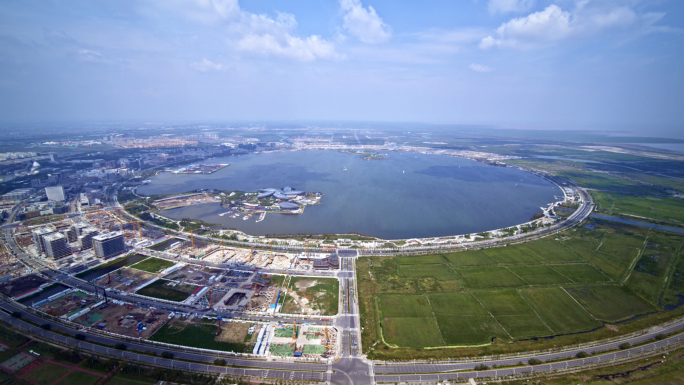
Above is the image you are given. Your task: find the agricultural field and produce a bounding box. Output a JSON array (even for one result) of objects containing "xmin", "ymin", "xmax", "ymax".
[
  {"xmin": 358, "ymin": 218, "xmax": 684, "ymax": 359},
  {"xmin": 128, "ymin": 257, "xmax": 175, "ymax": 274},
  {"xmin": 591, "ymin": 191, "xmax": 684, "ymax": 228}
]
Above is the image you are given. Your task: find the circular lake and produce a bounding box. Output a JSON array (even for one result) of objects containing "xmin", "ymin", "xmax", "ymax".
[{"xmin": 137, "ymin": 150, "xmax": 559, "ymax": 240}]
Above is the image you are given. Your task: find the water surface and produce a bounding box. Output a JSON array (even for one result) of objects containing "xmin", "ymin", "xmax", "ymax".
[{"xmin": 138, "ymin": 151, "xmax": 558, "ymax": 239}]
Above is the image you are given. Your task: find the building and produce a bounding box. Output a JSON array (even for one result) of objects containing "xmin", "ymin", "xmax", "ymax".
[
  {"xmin": 45, "ymin": 186, "xmax": 65, "ymax": 202},
  {"xmin": 31, "ymin": 226, "xmax": 56, "ymax": 254},
  {"xmin": 43, "ymin": 233, "xmax": 71, "ymax": 261},
  {"xmin": 1, "ymin": 188, "xmax": 33, "ymax": 201},
  {"xmin": 79, "ymin": 227, "xmax": 99, "ymax": 250},
  {"xmin": 92, "ymin": 231, "xmax": 125, "ymax": 259}
]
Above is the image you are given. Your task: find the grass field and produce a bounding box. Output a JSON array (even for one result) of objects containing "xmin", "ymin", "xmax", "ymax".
[
  {"xmin": 456, "ymin": 267, "xmax": 527, "ymax": 288},
  {"xmin": 57, "ymin": 370, "xmax": 101, "ymax": 385},
  {"xmin": 435, "ymin": 315, "xmax": 508, "ymax": 345},
  {"xmin": 286, "ymin": 277, "xmax": 339, "ymax": 315},
  {"xmin": 106, "ymin": 375, "xmax": 156, "ymax": 385},
  {"xmin": 135, "ymin": 279, "xmax": 195, "ymax": 302},
  {"xmin": 428, "ymin": 292, "xmax": 489, "ymax": 315},
  {"xmin": 520, "ymin": 287, "xmax": 602, "ymax": 333},
  {"xmin": 549, "ymin": 264, "xmax": 610, "ymax": 283},
  {"xmin": 566, "ymin": 285, "xmax": 655, "ymax": 322},
  {"xmin": 378, "ymin": 295, "xmax": 433, "ymax": 318},
  {"xmin": 383, "ymin": 317, "xmax": 445, "ymax": 347},
  {"xmin": 507, "ymin": 265, "xmax": 572, "ymax": 285},
  {"xmin": 592, "ymin": 190, "xmax": 684, "ymax": 228},
  {"xmin": 24, "ymin": 363, "xmax": 71, "ymax": 385},
  {"xmin": 359, "ymin": 212, "xmax": 684, "ymax": 359},
  {"xmin": 150, "ymin": 321, "xmax": 247, "ymax": 352},
  {"xmin": 129, "ymin": 257, "xmax": 175, "ymax": 273},
  {"xmin": 397, "ymin": 264, "xmax": 458, "ymax": 280}
]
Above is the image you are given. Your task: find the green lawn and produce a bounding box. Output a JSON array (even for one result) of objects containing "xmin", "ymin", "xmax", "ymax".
[
  {"xmin": 397, "ymin": 264, "xmax": 458, "ymax": 281},
  {"xmin": 518, "ymin": 240, "xmax": 584, "ymax": 263},
  {"xmin": 456, "ymin": 267, "xmax": 527, "ymax": 288},
  {"xmin": 150, "ymin": 321, "xmax": 247, "ymax": 352},
  {"xmin": 441, "ymin": 250, "xmax": 497, "ymax": 266},
  {"xmin": 483, "ymin": 246, "xmax": 540, "ymax": 264},
  {"xmin": 383, "ymin": 317, "xmax": 445, "ymax": 347},
  {"xmin": 591, "ymin": 191, "xmax": 684, "ymax": 228},
  {"xmin": 507, "ymin": 265, "xmax": 573, "ymax": 285},
  {"xmin": 57, "ymin": 370, "xmax": 102, "ymax": 385},
  {"xmin": 428, "ymin": 292, "xmax": 489, "ymax": 316},
  {"xmin": 566, "ymin": 285, "xmax": 655, "ymax": 322},
  {"xmin": 520, "ymin": 287, "xmax": 602, "ymax": 334},
  {"xmin": 435, "ymin": 315, "xmax": 508, "ymax": 345},
  {"xmin": 549, "ymin": 264, "xmax": 611, "ymax": 283},
  {"xmin": 396, "ymin": 255, "xmax": 448, "ymax": 265},
  {"xmin": 287, "ymin": 277, "xmax": 339, "ymax": 315},
  {"xmin": 378, "ymin": 295, "xmax": 433, "ymax": 318},
  {"xmin": 106, "ymin": 375, "xmax": 156, "ymax": 385},
  {"xmin": 135, "ymin": 279, "xmax": 194, "ymax": 302},
  {"xmin": 24, "ymin": 363, "xmax": 71, "ymax": 385},
  {"xmin": 128, "ymin": 257, "xmax": 175, "ymax": 273}
]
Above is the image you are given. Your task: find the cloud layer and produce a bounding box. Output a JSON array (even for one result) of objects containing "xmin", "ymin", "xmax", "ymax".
[{"xmin": 340, "ymin": 0, "xmax": 392, "ymax": 43}]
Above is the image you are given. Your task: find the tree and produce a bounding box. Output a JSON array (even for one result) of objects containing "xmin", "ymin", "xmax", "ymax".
[
  {"xmin": 40, "ymin": 323, "xmax": 51, "ymax": 330},
  {"xmin": 576, "ymin": 351, "xmax": 588, "ymax": 358},
  {"xmin": 114, "ymin": 343, "xmax": 127, "ymax": 350},
  {"xmin": 214, "ymin": 359, "xmax": 227, "ymax": 366},
  {"xmin": 528, "ymin": 358, "xmax": 542, "ymax": 365},
  {"xmin": 619, "ymin": 342, "xmax": 631, "ymax": 350},
  {"xmin": 161, "ymin": 352, "xmax": 174, "ymax": 359},
  {"xmin": 74, "ymin": 334, "xmax": 86, "ymax": 341}
]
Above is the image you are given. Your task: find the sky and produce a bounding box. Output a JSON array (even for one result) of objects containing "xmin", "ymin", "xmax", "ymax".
[{"xmin": 0, "ymin": 0, "xmax": 682, "ymax": 129}]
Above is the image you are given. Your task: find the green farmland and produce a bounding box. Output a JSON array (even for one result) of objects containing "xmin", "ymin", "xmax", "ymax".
[{"xmin": 358, "ymin": 218, "xmax": 684, "ymax": 360}]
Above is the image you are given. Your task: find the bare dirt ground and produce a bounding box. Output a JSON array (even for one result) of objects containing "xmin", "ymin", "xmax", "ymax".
[
  {"xmin": 215, "ymin": 321, "xmax": 251, "ymax": 343},
  {"xmin": 163, "ymin": 265, "xmax": 223, "ymax": 286},
  {"xmin": 76, "ymin": 303, "xmax": 169, "ymax": 339},
  {"xmin": 38, "ymin": 291, "xmax": 98, "ymax": 317}
]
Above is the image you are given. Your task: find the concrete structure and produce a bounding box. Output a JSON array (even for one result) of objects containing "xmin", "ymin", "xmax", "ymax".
[
  {"xmin": 92, "ymin": 231, "xmax": 125, "ymax": 259},
  {"xmin": 43, "ymin": 233, "xmax": 71, "ymax": 261},
  {"xmin": 45, "ymin": 186, "xmax": 65, "ymax": 202},
  {"xmin": 31, "ymin": 226, "xmax": 56, "ymax": 254},
  {"xmin": 79, "ymin": 228, "xmax": 99, "ymax": 250},
  {"xmin": 1, "ymin": 188, "xmax": 33, "ymax": 201}
]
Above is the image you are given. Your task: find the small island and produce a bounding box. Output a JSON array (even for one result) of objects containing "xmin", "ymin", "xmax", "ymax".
[
  {"xmin": 219, "ymin": 187, "xmax": 323, "ymax": 218},
  {"xmin": 171, "ymin": 163, "xmax": 229, "ymax": 174}
]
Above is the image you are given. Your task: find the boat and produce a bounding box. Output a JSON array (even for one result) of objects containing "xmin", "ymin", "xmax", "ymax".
[
  {"xmin": 218, "ymin": 211, "xmax": 232, "ymax": 217},
  {"xmin": 256, "ymin": 212, "xmax": 266, "ymax": 222}
]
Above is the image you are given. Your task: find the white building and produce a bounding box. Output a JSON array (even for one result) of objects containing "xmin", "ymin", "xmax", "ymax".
[{"xmin": 45, "ymin": 186, "xmax": 65, "ymax": 202}]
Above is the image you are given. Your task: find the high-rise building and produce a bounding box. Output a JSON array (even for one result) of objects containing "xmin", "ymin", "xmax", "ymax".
[
  {"xmin": 43, "ymin": 233, "xmax": 71, "ymax": 261},
  {"xmin": 31, "ymin": 226, "xmax": 56, "ymax": 254},
  {"xmin": 79, "ymin": 227, "xmax": 99, "ymax": 250},
  {"xmin": 45, "ymin": 186, "xmax": 65, "ymax": 201},
  {"xmin": 92, "ymin": 231, "xmax": 125, "ymax": 259}
]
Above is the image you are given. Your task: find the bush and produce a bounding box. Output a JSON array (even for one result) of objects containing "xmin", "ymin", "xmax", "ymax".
[
  {"xmin": 40, "ymin": 324, "xmax": 51, "ymax": 330},
  {"xmin": 655, "ymin": 334, "xmax": 667, "ymax": 341},
  {"xmin": 10, "ymin": 311, "xmax": 21, "ymax": 318},
  {"xmin": 576, "ymin": 351, "xmax": 589, "ymax": 358},
  {"xmin": 474, "ymin": 364, "xmax": 489, "ymax": 371},
  {"xmin": 74, "ymin": 334, "xmax": 86, "ymax": 341},
  {"xmin": 619, "ymin": 342, "xmax": 631, "ymax": 350},
  {"xmin": 213, "ymin": 359, "xmax": 227, "ymax": 366},
  {"xmin": 161, "ymin": 352, "xmax": 174, "ymax": 359},
  {"xmin": 114, "ymin": 343, "xmax": 127, "ymax": 350},
  {"xmin": 528, "ymin": 358, "xmax": 542, "ymax": 365}
]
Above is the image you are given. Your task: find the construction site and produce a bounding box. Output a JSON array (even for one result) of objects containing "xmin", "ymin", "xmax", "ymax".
[
  {"xmin": 266, "ymin": 322, "xmax": 338, "ymax": 358},
  {"xmin": 0, "ymin": 274, "xmax": 50, "ymax": 298},
  {"xmin": 73, "ymin": 302, "xmax": 171, "ymax": 339},
  {"xmin": 151, "ymin": 193, "xmax": 220, "ymax": 210},
  {"xmin": 36, "ymin": 290, "xmax": 99, "ymax": 318},
  {"xmin": 93, "ymin": 268, "xmax": 158, "ymax": 293}
]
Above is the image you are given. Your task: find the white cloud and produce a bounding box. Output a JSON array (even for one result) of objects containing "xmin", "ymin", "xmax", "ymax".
[
  {"xmin": 191, "ymin": 58, "xmax": 224, "ymax": 71},
  {"xmin": 237, "ymin": 34, "xmax": 339, "ymax": 61},
  {"xmin": 488, "ymin": 0, "xmax": 535, "ymax": 14},
  {"xmin": 469, "ymin": 63, "xmax": 492, "ymax": 72},
  {"xmin": 339, "ymin": 0, "xmax": 392, "ymax": 44},
  {"xmin": 155, "ymin": 0, "xmax": 340, "ymax": 61},
  {"xmin": 480, "ymin": 3, "xmax": 644, "ymax": 49}
]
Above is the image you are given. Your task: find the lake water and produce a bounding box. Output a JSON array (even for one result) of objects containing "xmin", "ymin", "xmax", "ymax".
[{"xmin": 137, "ymin": 150, "xmax": 559, "ymax": 239}]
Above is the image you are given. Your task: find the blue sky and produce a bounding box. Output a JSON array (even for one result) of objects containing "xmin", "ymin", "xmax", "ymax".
[{"xmin": 0, "ymin": 0, "xmax": 682, "ymax": 129}]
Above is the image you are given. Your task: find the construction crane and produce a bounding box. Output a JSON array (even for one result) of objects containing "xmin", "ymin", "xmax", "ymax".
[
  {"xmin": 324, "ymin": 321, "xmax": 330, "ymax": 351},
  {"xmin": 130, "ymin": 220, "xmax": 144, "ymax": 237},
  {"xmin": 189, "ymin": 230, "xmax": 195, "ymax": 249},
  {"xmin": 292, "ymin": 319, "xmax": 297, "ymax": 347},
  {"xmin": 253, "ymin": 281, "xmax": 259, "ymax": 297}
]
